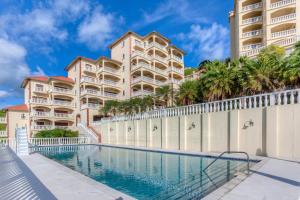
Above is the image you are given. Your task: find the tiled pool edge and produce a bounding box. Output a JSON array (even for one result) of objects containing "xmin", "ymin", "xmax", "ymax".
[{"xmin": 21, "ymin": 153, "xmax": 136, "ymax": 200}]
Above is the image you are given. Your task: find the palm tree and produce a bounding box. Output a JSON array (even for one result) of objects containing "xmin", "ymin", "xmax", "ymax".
[
  {"xmin": 156, "ymin": 85, "xmax": 172, "ymax": 107},
  {"xmin": 141, "ymin": 95, "xmax": 154, "ymax": 112},
  {"xmin": 177, "ymin": 80, "xmax": 199, "ymax": 105},
  {"xmin": 100, "ymin": 100, "xmax": 120, "ymax": 116}
]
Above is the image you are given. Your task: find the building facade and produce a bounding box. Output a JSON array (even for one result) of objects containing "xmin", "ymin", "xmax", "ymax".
[
  {"xmin": 2, "ymin": 31, "xmax": 185, "ymax": 138},
  {"xmin": 230, "ymin": 0, "xmax": 300, "ymax": 59}
]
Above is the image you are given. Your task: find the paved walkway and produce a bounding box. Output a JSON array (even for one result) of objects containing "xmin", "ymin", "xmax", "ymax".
[
  {"xmin": 0, "ymin": 147, "xmax": 56, "ymax": 200},
  {"xmin": 21, "ymin": 152, "xmax": 135, "ymax": 200}
]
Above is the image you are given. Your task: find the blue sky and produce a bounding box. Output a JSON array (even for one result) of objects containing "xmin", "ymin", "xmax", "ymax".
[{"xmin": 0, "ymin": 0, "xmax": 234, "ymax": 108}]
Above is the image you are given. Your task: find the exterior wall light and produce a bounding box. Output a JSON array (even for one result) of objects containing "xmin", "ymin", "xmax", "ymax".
[{"xmin": 243, "ymin": 120, "xmax": 254, "ymax": 129}]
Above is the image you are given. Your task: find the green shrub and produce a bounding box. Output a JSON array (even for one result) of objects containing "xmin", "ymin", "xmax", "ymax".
[
  {"xmin": 0, "ymin": 124, "xmax": 6, "ymax": 131},
  {"xmin": 0, "ymin": 111, "xmax": 5, "ymax": 117},
  {"xmin": 34, "ymin": 129, "xmax": 78, "ymax": 138}
]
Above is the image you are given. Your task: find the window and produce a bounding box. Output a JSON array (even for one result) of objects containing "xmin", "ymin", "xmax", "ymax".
[
  {"xmin": 123, "ymin": 91, "xmax": 125, "ymax": 96},
  {"xmin": 123, "ymin": 66, "xmax": 125, "ymax": 71},
  {"xmin": 122, "ymin": 41, "xmax": 125, "ymax": 47},
  {"xmin": 122, "ymin": 54, "xmax": 125, "ymax": 60},
  {"xmin": 123, "ymin": 78, "xmax": 125, "ymax": 83},
  {"xmin": 35, "ymin": 84, "xmax": 43, "ymax": 92},
  {"xmin": 74, "ymin": 65, "xmax": 76, "ymax": 72},
  {"xmin": 21, "ymin": 113, "xmax": 26, "ymax": 119}
]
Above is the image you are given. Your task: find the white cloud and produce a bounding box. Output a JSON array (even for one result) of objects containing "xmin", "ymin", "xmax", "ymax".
[
  {"xmin": 135, "ymin": 0, "xmax": 207, "ymax": 28},
  {"xmin": 0, "ymin": 91, "xmax": 9, "ymax": 98},
  {"xmin": 176, "ymin": 23, "xmax": 230, "ymax": 61},
  {"xmin": 0, "ymin": 38, "xmax": 44, "ymax": 97},
  {"xmin": 78, "ymin": 6, "xmax": 122, "ymax": 50}
]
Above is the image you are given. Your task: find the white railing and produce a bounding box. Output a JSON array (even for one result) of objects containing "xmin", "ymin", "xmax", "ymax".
[
  {"xmin": 0, "ymin": 117, "xmax": 6, "ymax": 123},
  {"xmin": 242, "ymin": 2, "xmax": 263, "ymax": 12},
  {"xmin": 81, "ymin": 89, "xmax": 100, "ymax": 96},
  {"xmin": 104, "ymin": 92, "xmax": 119, "ymax": 98},
  {"xmin": 134, "ymin": 40, "xmax": 144, "ymax": 48},
  {"xmin": 52, "ymin": 100, "xmax": 72, "ymax": 106},
  {"xmin": 132, "ymin": 90, "xmax": 143, "ymax": 97},
  {"xmin": 241, "ymin": 46, "xmax": 265, "ymax": 57},
  {"xmin": 242, "ymin": 29, "xmax": 263, "ymax": 38},
  {"xmin": 93, "ymin": 88, "xmax": 300, "ymax": 125},
  {"xmin": 34, "ymin": 87, "xmax": 45, "ymax": 92},
  {"xmin": 30, "ymin": 98, "xmax": 48, "ymax": 104},
  {"xmin": 156, "ymin": 80, "xmax": 167, "ymax": 86},
  {"xmin": 242, "ymin": 43, "xmax": 263, "ymax": 51},
  {"xmin": 53, "ymin": 87, "xmax": 73, "ymax": 95},
  {"xmin": 155, "ymin": 67, "xmax": 167, "ymax": 75},
  {"xmin": 54, "ymin": 113, "xmax": 72, "ymax": 118},
  {"xmin": 270, "ymin": 0, "xmax": 296, "ymax": 9},
  {"xmin": 100, "ymin": 67, "xmax": 120, "ymax": 74},
  {"xmin": 78, "ymin": 123, "xmax": 99, "ymax": 142},
  {"xmin": 272, "ymin": 29, "xmax": 296, "ymax": 39},
  {"xmin": 132, "ymin": 76, "xmax": 156, "ymax": 85},
  {"xmin": 132, "ymin": 51, "xmax": 147, "ymax": 59},
  {"xmin": 242, "ymin": 16, "xmax": 262, "ymax": 25},
  {"xmin": 80, "ymin": 76, "xmax": 97, "ymax": 84},
  {"xmin": 271, "ymin": 13, "xmax": 296, "ymax": 24},
  {"xmin": 103, "ymin": 79, "xmax": 118, "ymax": 86},
  {"xmin": 29, "ymin": 137, "xmax": 90, "ymax": 147},
  {"xmin": 169, "ymin": 55, "xmax": 183, "ymax": 63},
  {"xmin": 272, "ymin": 36, "xmax": 298, "ymax": 47},
  {"xmin": 32, "ymin": 111, "xmax": 50, "ymax": 117},
  {"xmin": 151, "ymin": 55, "xmax": 168, "ymax": 63},
  {"xmin": 81, "ymin": 103, "xmax": 100, "ymax": 110},
  {"xmin": 32, "ymin": 125, "xmax": 53, "ymax": 130},
  {"xmin": 0, "ymin": 131, "xmax": 7, "ymax": 137},
  {"xmin": 84, "ymin": 65, "xmax": 96, "ymax": 73},
  {"xmin": 147, "ymin": 42, "xmax": 167, "ymax": 51},
  {"xmin": 169, "ymin": 79, "xmax": 183, "ymax": 85},
  {"xmin": 132, "ymin": 62, "xmax": 152, "ymax": 71},
  {"xmin": 169, "ymin": 67, "xmax": 184, "ymax": 74}
]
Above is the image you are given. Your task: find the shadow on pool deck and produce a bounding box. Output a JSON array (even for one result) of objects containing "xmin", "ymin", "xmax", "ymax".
[
  {"xmin": 250, "ymin": 169, "xmax": 300, "ymax": 187},
  {"xmin": 0, "ymin": 147, "xmax": 57, "ymax": 200}
]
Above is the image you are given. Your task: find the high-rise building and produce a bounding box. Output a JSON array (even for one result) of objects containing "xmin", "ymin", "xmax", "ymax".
[
  {"xmin": 230, "ymin": 0, "xmax": 300, "ymax": 59},
  {"xmin": 2, "ymin": 31, "xmax": 185, "ymax": 138}
]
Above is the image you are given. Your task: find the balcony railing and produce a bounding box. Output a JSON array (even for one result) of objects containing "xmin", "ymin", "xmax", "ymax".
[
  {"xmin": 168, "ymin": 67, "xmax": 184, "ymax": 74},
  {"xmin": 242, "ymin": 2, "xmax": 263, "ymax": 12},
  {"xmin": 132, "ymin": 62, "xmax": 152, "ymax": 71},
  {"xmin": 132, "ymin": 76, "xmax": 156, "ymax": 85},
  {"xmin": 30, "ymin": 98, "xmax": 48, "ymax": 104},
  {"xmin": 29, "ymin": 137, "xmax": 90, "ymax": 147},
  {"xmin": 31, "ymin": 111, "xmax": 50, "ymax": 117},
  {"xmin": 34, "ymin": 87, "xmax": 45, "ymax": 93},
  {"xmin": 83, "ymin": 65, "xmax": 97, "ymax": 73},
  {"xmin": 270, "ymin": 0, "xmax": 296, "ymax": 9},
  {"xmin": 80, "ymin": 76, "xmax": 97, "ymax": 84},
  {"xmin": 242, "ymin": 29, "xmax": 263, "ymax": 38},
  {"xmin": 151, "ymin": 55, "xmax": 168, "ymax": 63},
  {"xmin": 0, "ymin": 131, "xmax": 7, "ymax": 137},
  {"xmin": 271, "ymin": 13, "xmax": 296, "ymax": 24},
  {"xmin": 104, "ymin": 92, "xmax": 119, "ymax": 98},
  {"xmin": 271, "ymin": 28, "xmax": 296, "ymax": 39},
  {"xmin": 169, "ymin": 79, "xmax": 183, "ymax": 85},
  {"xmin": 242, "ymin": 43, "xmax": 263, "ymax": 51},
  {"xmin": 241, "ymin": 46, "xmax": 265, "ymax": 57},
  {"xmin": 52, "ymin": 100, "xmax": 72, "ymax": 106},
  {"xmin": 81, "ymin": 89, "xmax": 100, "ymax": 96},
  {"xmin": 0, "ymin": 117, "xmax": 6, "ymax": 123},
  {"xmin": 98, "ymin": 67, "xmax": 120, "ymax": 74},
  {"xmin": 132, "ymin": 51, "xmax": 148, "ymax": 59},
  {"xmin": 242, "ymin": 16, "xmax": 262, "ymax": 25},
  {"xmin": 54, "ymin": 113, "xmax": 72, "ymax": 118},
  {"xmin": 169, "ymin": 55, "xmax": 183, "ymax": 63},
  {"xmin": 132, "ymin": 90, "xmax": 154, "ymax": 97},
  {"xmin": 134, "ymin": 40, "xmax": 145, "ymax": 48},
  {"xmin": 81, "ymin": 103, "xmax": 100, "ymax": 110},
  {"xmin": 53, "ymin": 87, "xmax": 73, "ymax": 95},
  {"xmin": 272, "ymin": 36, "xmax": 298, "ymax": 47},
  {"xmin": 156, "ymin": 80, "xmax": 167, "ymax": 86},
  {"xmin": 32, "ymin": 125, "xmax": 53, "ymax": 130},
  {"xmin": 147, "ymin": 42, "xmax": 167, "ymax": 51},
  {"xmin": 103, "ymin": 79, "xmax": 119, "ymax": 86}
]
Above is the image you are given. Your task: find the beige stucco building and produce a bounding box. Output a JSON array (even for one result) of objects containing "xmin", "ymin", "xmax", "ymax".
[
  {"xmin": 230, "ymin": 0, "xmax": 300, "ymax": 59},
  {"xmin": 2, "ymin": 31, "xmax": 185, "ymax": 138}
]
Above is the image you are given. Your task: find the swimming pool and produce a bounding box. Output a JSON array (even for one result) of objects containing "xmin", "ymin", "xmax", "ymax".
[{"xmin": 34, "ymin": 145, "xmax": 256, "ymax": 199}]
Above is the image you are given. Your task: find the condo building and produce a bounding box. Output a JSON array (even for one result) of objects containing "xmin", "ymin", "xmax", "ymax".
[
  {"xmin": 2, "ymin": 31, "xmax": 185, "ymax": 138},
  {"xmin": 230, "ymin": 0, "xmax": 300, "ymax": 59}
]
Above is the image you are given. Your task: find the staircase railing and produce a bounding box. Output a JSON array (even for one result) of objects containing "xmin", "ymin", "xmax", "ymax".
[
  {"xmin": 203, "ymin": 151, "xmax": 250, "ymax": 175},
  {"xmin": 78, "ymin": 123, "xmax": 99, "ymax": 143}
]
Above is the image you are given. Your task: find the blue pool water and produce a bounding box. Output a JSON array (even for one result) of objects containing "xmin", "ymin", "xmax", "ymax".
[{"xmin": 35, "ymin": 145, "xmax": 256, "ymax": 199}]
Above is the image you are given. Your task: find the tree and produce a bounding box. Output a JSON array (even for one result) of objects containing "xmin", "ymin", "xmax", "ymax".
[
  {"xmin": 177, "ymin": 80, "xmax": 199, "ymax": 105},
  {"xmin": 156, "ymin": 85, "xmax": 172, "ymax": 107},
  {"xmin": 100, "ymin": 100, "xmax": 120, "ymax": 116}
]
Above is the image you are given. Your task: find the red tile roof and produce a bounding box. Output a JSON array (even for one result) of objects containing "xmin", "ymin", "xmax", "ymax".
[
  {"xmin": 22, "ymin": 76, "xmax": 74, "ymax": 87},
  {"xmin": 5, "ymin": 104, "xmax": 28, "ymax": 112},
  {"xmin": 49, "ymin": 76, "xmax": 75, "ymax": 84}
]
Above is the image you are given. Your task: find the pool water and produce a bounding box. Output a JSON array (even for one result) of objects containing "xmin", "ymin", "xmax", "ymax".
[{"xmin": 35, "ymin": 145, "xmax": 255, "ymax": 200}]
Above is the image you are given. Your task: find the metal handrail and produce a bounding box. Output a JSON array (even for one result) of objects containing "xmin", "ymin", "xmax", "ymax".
[{"xmin": 203, "ymin": 151, "xmax": 250, "ymax": 175}]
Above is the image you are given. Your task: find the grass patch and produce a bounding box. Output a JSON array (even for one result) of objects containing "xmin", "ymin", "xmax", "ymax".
[
  {"xmin": 0, "ymin": 110, "xmax": 6, "ymax": 117},
  {"xmin": 34, "ymin": 129, "xmax": 78, "ymax": 138}
]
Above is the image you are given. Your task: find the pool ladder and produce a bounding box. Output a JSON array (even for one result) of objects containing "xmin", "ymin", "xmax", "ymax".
[{"xmin": 203, "ymin": 151, "xmax": 250, "ymax": 175}]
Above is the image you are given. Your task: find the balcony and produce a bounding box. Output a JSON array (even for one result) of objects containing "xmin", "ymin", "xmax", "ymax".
[
  {"xmin": 150, "ymin": 55, "xmax": 168, "ymax": 63},
  {"xmin": 0, "ymin": 131, "xmax": 7, "ymax": 137},
  {"xmin": 102, "ymin": 79, "xmax": 119, "ymax": 87},
  {"xmin": 99, "ymin": 67, "xmax": 120, "ymax": 74},
  {"xmin": 147, "ymin": 42, "xmax": 167, "ymax": 51},
  {"xmin": 34, "ymin": 87, "xmax": 46, "ymax": 93},
  {"xmin": 53, "ymin": 87, "xmax": 73, "ymax": 95},
  {"xmin": 54, "ymin": 113, "xmax": 73, "ymax": 118},
  {"xmin": 80, "ymin": 76, "xmax": 98, "ymax": 84},
  {"xmin": 83, "ymin": 65, "xmax": 97, "ymax": 73},
  {"xmin": 168, "ymin": 67, "xmax": 184, "ymax": 74},
  {"xmin": 169, "ymin": 55, "xmax": 183, "ymax": 63},
  {"xmin": 271, "ymin": 28, "xmax": 296, "ymax": 39},
  {"xmin": 272, "ymin": 36, "xmax": 298, "ymax": 47},
  {"xmin": 132, "ymin": 90, "xmax": 154, "ymax": 97},
  {"xmin": 134, "ymin": 40, "xmax": 145, "ymax": 49},
  {"xmin": 168, "ymin": 79, "xmax": 183, "ymax": 85},
  {"xmin": 270, "ymin": 0, "xmax": 296, "ymax": 9},
  {"xmin": 103, "ymin": 92, "xmax": 119, "ymax": 98},
  {"xmin": 242, "ymin": 43, "xmax": 264, "ymax": 51},
  {"xmin": 0, "ymin": 117, "xmax": 6, "ymax": 123},
  {"xmin": 30, "ymin": 98, "xmax": 49, "ymax": 105},
  {"xmin": 242, "ymin": 29, "xmax": 263, "ymax": 38},
  {"xmin": 31, "ymin": 111, "xmax": 50, "ymax": 117},
  {"xmin": 132, "ymin": 62, "xmax": 152, "ymax": 71},
  {"xmin": 81, "ymin": 103, "xmax": 100, "ymax": 110},
  {"xmin": 242, "ymin": 2, "xmax": 263, "ymax": 12},
  {"xmin": 155, "ymin": 80, "xmax": 167, "ymax": 86},
  {"xmin": 240, "ymin": 46, "xmax": 265, "ymax": 57},
  {"xmin": 242, "ymin": 16, "xmax": 263, "ymax": 25},
  {"xmin": 132, "ymin": 76, "xmax": 156, "ymax": 85},
  {"xmin": 81, "ymin": 89, "xmax": 100, "ymax": 96},
  {"xmin": 271, "ymin": 13, "xmax": 296, "ymax": 24},
  {"xmin": 132, "ymin": 51, "xmax": 149, "ymax": 59},
  {"xmin": 52, "ymin": 100, "xmax": 73, "ymax": 107},
  {"xmin": 32, "ymin": 125, "xmax": 73, "ymax": 131}
]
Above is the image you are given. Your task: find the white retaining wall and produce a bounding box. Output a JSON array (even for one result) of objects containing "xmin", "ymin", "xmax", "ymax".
[{"xmin": 93, "ymin": 104, "xmax": 300, "ymax": 162}]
